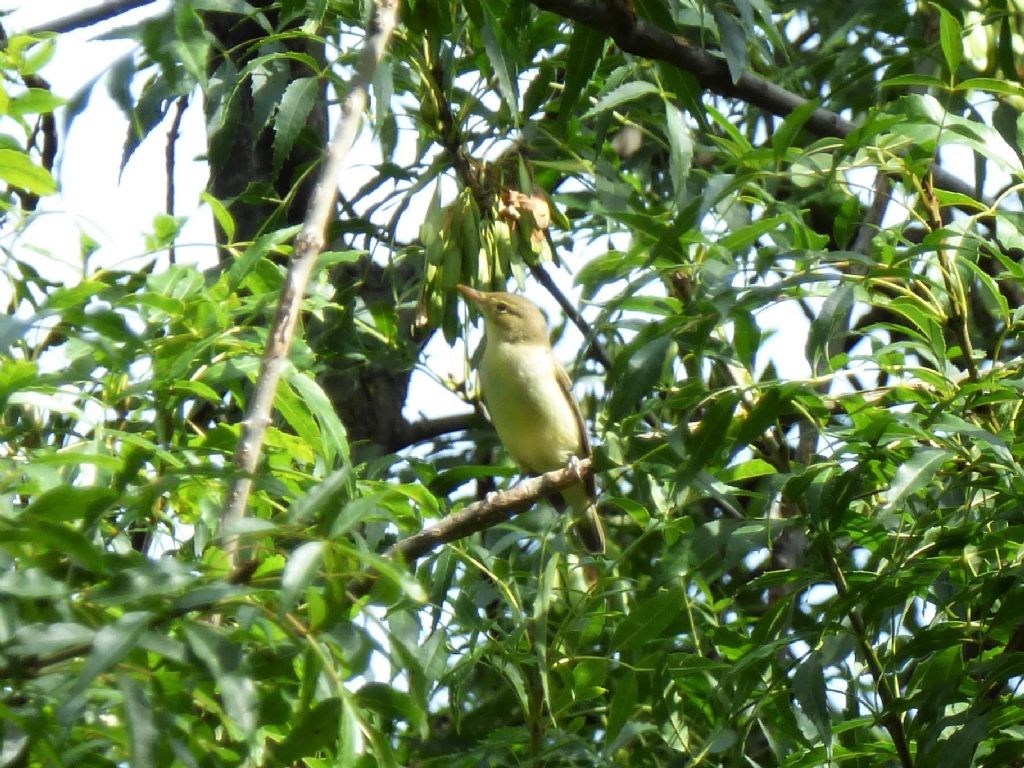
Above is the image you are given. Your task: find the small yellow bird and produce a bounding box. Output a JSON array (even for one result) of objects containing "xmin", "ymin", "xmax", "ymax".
[{"xmin": 457, "ymin": 284, "xmax": 605, "ymax": 554}]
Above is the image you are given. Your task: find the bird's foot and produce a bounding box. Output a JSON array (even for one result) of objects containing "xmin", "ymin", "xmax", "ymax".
[{"xmin": 566, "ymin": 454, "xmax": 584, "ymax": 482}]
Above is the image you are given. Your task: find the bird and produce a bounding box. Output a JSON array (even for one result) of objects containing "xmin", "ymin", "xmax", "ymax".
[{"xmin": 457, "ymin": 284, "xmax": 605, "ymax": 554}]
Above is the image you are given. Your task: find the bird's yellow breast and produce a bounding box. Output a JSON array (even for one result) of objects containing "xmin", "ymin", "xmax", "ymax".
[{"xmin": 479, "ymin": 340, "xmax": 582, "ymax": 473}]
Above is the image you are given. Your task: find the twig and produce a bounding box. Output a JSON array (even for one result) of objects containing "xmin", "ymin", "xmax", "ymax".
[
  {"xmin": 820, "ymin": 542, "xmax": 914, "ymax": 768},
  {"xmin": 219, "ymin": 0, "xmax": 400, "ymax": 568},
  {"xmin": 851, "ymin": 171, "xmax": 892, "ymax": 258},
  {"xmin": 165, "ymin": 94, "xmax": 189, "ymax": 265},
  {"xmin": 26, "ymin": 0, "xmax": 158, "ymax": 35},
  {"xmin": 528, "ymin": 256, "xmax": 613, "ymax": 369},
  {"xmin": 348, "ymin": 459, "xmax": 594, "ymax": 598},
  {"xmin": 922, "ymin": 174, "xmax": 979, "ymax": 383}
]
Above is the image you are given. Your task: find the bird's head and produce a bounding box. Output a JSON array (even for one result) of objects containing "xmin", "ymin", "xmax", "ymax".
[{"xmin": 457, "ymin": 285, "xmax": 550, "ymax": 345}]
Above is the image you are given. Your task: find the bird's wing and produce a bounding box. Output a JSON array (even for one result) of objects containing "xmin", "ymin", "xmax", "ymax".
[{"xmin": 555, "ymin": 362, "xmax": 597, "ymax": 498}]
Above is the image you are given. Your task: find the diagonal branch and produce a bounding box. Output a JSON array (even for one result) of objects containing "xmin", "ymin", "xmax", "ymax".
[
  {"xmin": 219, "ymin": 0, "xmax": 400, "ymax": 568},
  {"xmin": 348, "ymin": 459, "xmax": 595, "ymax": 597},
  {"xmin": 25, "ymin": 0, "xmax": 158, "ymax": 35},
  {"xmin": 529, "ymin": 0, "xmax": 985, "ymax": 208}
]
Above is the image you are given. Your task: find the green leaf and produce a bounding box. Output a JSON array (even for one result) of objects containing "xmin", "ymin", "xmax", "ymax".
[
  {"xmin": 772, "ymin": 99, "xmax": 820, "ymax": 160},
  {"xmin": 792, "ymin": 652, "xmax": 831, "ymax": 746},
  {"xmin": 356, "ymin": 682, "xmax": 429, "ymax": 739},
  {"xmin": 935, "ymin": 714, "xmax": 988, "ymax": 768},
  {"xmin": 9, "ymin": 88, "xmax": 66, "ymax": 116},
  {"xmin": 8, "ymin": 622, "xmax": 94, "ymax": 657},
  {"xmin": 273, "ymin": 76, "xmax": 319, "ymax": 174},
  {"xmin": 606, "ymin": 669, "xmax": 637, "ymax": 744},
  {"xmin": 611, "ymin": 588, "xmax": 685, "ymax": 651},
  {"xmin": 882, "ymin": 447, "xmax": 952, "ymax": 513},
  {"xmin": 806, "ymin": 283, "xmax": 853, "ymax": 375},
  {"xmin": 942, "ymin": 117, "xmax": 1023, "ymax": 173},
  {"xmin": 0, "ymin": 358, "xmax": 37, "ymax": 407},
  {"xmin": 560, "ymin": 25, "xmax": 606, "ymax": 120},
  {"xmin": 881, "ymin": 73, "xmax": 947, "ymax": 90},
  {"xmin": 23, "ymin": 485, "xmax": 118, "ymax": 524},
  {"xmin": 665, "ymin": 101, "xmax": 693, "ymax": 207},
  {"xmin": 287, "ymin": 368, "xmax": 350, "ymax": 468},
  {"xmin": 119, "ymin": 675, "xmax": 158, "ymax": 768},
  {"xmin": 0, "ymin": 568, "xmax": 69, "ymax": 599},
  {"xmin": 289, "ymin": 466, "xmax": 354, "ymax": 524},
  {"xmin": 0, "ymin": 148, "xmax": 56, "ymax": 195},
  {"xmin": 582, "ymin": 81, "xmax": 660, "ymax": 120},
  {"xmin": 479, "ymin": 4, "xmax": 519, "ymax": 124},
  {"xmin": 201, "ymin": 191, "xmax": 236, "ymax": 241},
  {"xmin": 226, "ymin": 226, "xmax": 299, "ymax": 288},
  {"xmin": 608, "ymin": 333, "xmax": 674, "ymax": 421},
  {"xmin": 0, "ymin": 519, "xmax": 107, "ymax": 574},
  {"xmin": 271, "ymin": 698, "xmax": 342, "ymax": 763},
  {"xmin": 63, "ymin": 612, "xmax": 152, "ymax": 719},
  {"xmin": 955, "ymin": 77, "xmax": 1024, "ymax": 97},
  {"xmin": 714, "ymin": 8, "xmax": 748, "ymax": 83},
  {"xmin": 678, "ymin": 393, "xmax": 740, "ymax": 484},
  {"xmin": 936, "ymin": 5, "xmax": 963, "ymax": 77},
  {"xmin": 280, "ymin": 541, "xmax": 324, "ymax": 614},
  {"xmin": 182, "ymin": 622, "xmax": 258, "ymax": 736}
]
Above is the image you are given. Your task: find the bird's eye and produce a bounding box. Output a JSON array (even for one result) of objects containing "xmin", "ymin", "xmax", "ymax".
[{"xmin": 495, "ymin": 302, "xmax": 509, "ymax": 313}]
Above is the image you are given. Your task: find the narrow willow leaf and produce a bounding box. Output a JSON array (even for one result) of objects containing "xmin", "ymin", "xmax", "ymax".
[
  {"xmin": 882, "ymin": 447, "xmax": 952, "ymax": 513},
  {"xmin": 936, "ymin": 6, "xmax": 963, "ymax": 77},
  {"xmin": 582, "ymin": 81, "xmax": 660, "ymax": 120},
  {"xmin": 560, "ymin": 25, "xmax": 606, "ymax": 120},
  {"xmin": 611, "ymin": 588, "xmax": 684, "ymax": 651},
  {"xmin": 280, "ymin": 541, "xmax": 324, "ymax": 614},
  {"xmin": 792, "ymin": 652, "xmax": 831, "ymax": 746},
  {"xmin": 273, "ymin": 76, "xmax": 318, "ymax": 173}
]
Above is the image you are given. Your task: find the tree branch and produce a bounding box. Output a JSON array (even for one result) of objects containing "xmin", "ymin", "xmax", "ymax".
[
  {"xmin": 529, "ymin": 0, "xmax": 985, "ymax": 207},
  {"xmin": 390, "ymin": 412, "xmax": 480, "ymax": 451},
  {"xmin": 219, "ymin": 0, "xmax": 400, "ymax": 568},
  {"xmin": 165, "ymin": 94, "xmax": 188, "ymax": 265},
  {"xmin": 529, "ymin": 257, "xmax": 613, "ymax": 370},
  {"xmin": 348, "ymin": 459, "xmax": 594, "ymax": 597},
  {"xmin": 26, "ymin": 0, "xmax": 158, "ymax": 35}
]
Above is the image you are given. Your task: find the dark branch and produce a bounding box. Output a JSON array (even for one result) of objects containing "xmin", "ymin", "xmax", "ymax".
[
  {"xmin": 390, "ymin": 412, "xmax": 480, "ymax": 451},
  {"xmin": 26, "ymin": 0, "xmax": 158, "ymax": 35},
  {"xmin": 165, "ymin": 94, "xmax": 189, "ymax": 265},
  {"xmin": 529, "ymin": 257, "xmax": 613, "ymax": 370}
]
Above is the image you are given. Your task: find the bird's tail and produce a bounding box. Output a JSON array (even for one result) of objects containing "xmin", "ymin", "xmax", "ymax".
[
  {"xmin": 574, "ymin": 502, "xmax": 606, "ymax": 555},
  {"xmin": 564, "ymin": 484, "xmax": 606, "ymax": 554}
]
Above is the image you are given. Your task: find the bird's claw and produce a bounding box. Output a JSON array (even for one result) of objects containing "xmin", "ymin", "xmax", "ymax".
[{"xmin": 566, "ymin": 454, "xmax": 584, "ymax": 482}]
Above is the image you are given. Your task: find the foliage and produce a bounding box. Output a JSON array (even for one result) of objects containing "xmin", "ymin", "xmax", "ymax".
[{"xmin": 3, "ymin": 0, "xmax": 1024, "ymax": 766}]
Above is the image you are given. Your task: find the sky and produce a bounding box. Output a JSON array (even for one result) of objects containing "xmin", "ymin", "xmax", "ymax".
[{"xmin": 1, "ymin": 0, "xmax": 218, "ymax": 281}]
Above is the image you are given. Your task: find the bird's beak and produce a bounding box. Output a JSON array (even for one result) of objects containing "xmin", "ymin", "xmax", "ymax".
[{"xmin": 457, "ymin": 284, "xmax": 485, "ymax": 306}]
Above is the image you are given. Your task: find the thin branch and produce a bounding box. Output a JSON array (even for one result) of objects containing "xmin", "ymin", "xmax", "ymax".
[
  {"xmin": 25, "ymin": 0, "xmax": 158, "ymax": 35},
  {"xmin": 219, "ymin": 0, "xmax": 400, "ymax": 568},
  {"xmin": 165, "ymin": 94, "xmax": 188, "ymax": 265},
  {"xmin": 922, "ymin": 174, "xmax": 979, "ymax": 383},
  {"xmin": 528, "ymin": 0, "xmax": 987, "ymax": 209},
  {"xmin": 820, "ymin": 542, "xmax": 914, "ymax": 768},
  {"xmin": 529, "ymin": 256, "xmax": 613, "ymax": 370},
  {"xmin": 348, "ymin": 459, "xmax": 594, "ymax": 598},
  {"xmin": 851, "ymin": 171, "xmax": 892, "ymax": 258}
]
